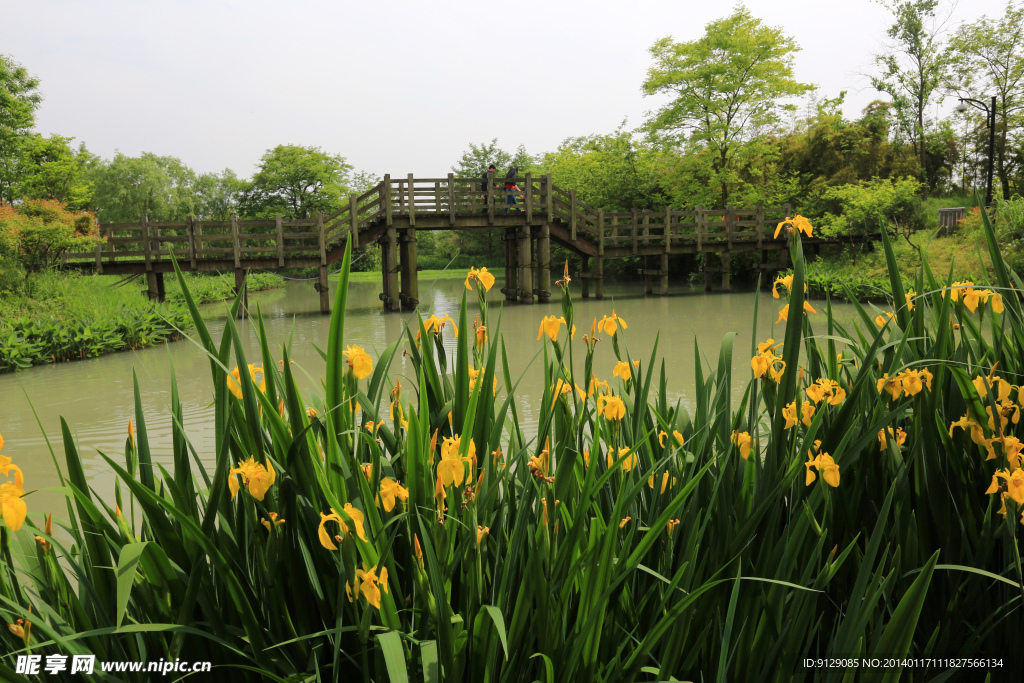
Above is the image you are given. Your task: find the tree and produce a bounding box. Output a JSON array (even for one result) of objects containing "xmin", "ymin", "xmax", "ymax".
[
  {"xmin": 190, "ymin": 169, "xmax": 245, "ymax": 220},
  {"xmin": 17, "ymin": 135, "xmax": 97, "ymax": 210},
  {"xmin": 871, "ymin": 0, "xmax": 953, "ymax": 198},
  {"xmin": 237, "ymin": 145, "xmax": 352, "ymax": 220},
  {"xmin": 641, "ymin": 5, "xmax": 812, "ymax": 206},
  {"xmin": 947, "ymin": 1, "xmax": 1024, "ymax": 199},
  {"xmin": 89, "ymin": 153, "xmax": 200, "ymax": 222},
  {"xmin": 538, "ymin": 124, "xmax": 667, "ymax": 211},
  {"xmin": 0, "ymin": 54, "xmax": 42, "ymax": 204},
  {"xmin": 0, "ymin": 199, "xmax": 99, "ymax": 276},
  {"xmin": 450, "ymin": 139, "xmax": 535, "ymax": 180}
]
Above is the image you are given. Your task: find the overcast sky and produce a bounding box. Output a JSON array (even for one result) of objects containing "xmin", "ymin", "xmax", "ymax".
[{"xmin": 2, "ymin": 0, "xmax": 1010, "ymax": 179}]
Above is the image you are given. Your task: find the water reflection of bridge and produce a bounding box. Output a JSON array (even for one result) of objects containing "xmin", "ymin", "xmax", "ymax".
[{"xmin": 67, "ymin": 174, "xmax": 845, "ymax": 314}]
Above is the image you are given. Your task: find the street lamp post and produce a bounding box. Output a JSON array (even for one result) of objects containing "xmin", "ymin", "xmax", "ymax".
[{"xmin": 955, "ymin": 96, "xmax": 997, "ymax": 208}]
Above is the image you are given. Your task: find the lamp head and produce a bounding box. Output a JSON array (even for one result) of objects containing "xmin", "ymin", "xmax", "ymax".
[{"xmin": 954, "ymin": 101, "xmax": 968, "ymax": 113}]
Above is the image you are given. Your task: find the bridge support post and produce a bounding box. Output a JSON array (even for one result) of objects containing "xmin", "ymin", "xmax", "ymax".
[
  {"xmin": 645, "ymin": 256, "xmax": 653, "ymax": 295},
  {"xmin": 538, "ymin": 225, "xmax": 551, "ymax": 303},
  {"xmin": 146, "ymin": 272, "xmax": 160, "ymax": 302},
  {"xmin": 399, "ymin": 227, "xmax": 418, "ymax": 311},
  {"xmin": 503, "ymin": 228, "xmax": 518, "ymax": 302},
  {"xmin": 381, "ymin": 227, "xmax": 400, "ymax": 312},
  {"xmin": 721, "ymin": 251, "xmax": 731, "ymax": 293},
  {"xmin": 517, "ymin": 228, "xmax": 533, "ymax": 304},
  {"xmin": 660, "ymin": 253, "xmax": 669, "ymax": 296},
  {"xmin": 318, "ymin": 265, "xmax": 330, "ymax": 314},
  {"xmin": 234, "ymin": 269, "xmax": 248, "ymax": 319},
  {"xmin": 581, "ymin": 256, "xmax": 590, "ymax": 298},
  {"xmin": 703, "ymin": 253, "xmax": 713, "ymax": 292},
  {"xmin": 595, "ymin": 256, "xmax": 604, "ymax": 299}
]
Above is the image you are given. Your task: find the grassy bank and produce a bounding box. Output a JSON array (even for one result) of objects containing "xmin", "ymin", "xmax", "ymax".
[
  {"xmin": 1, "ymin": 213, "xmax": 1020, "ymax": 680},
  {"xmin": 0, "ymin": 270, "xmax": 284, "ymax": 372},
  {"xmin": 801, "ymin": 226, "xmax": 996, "ymax": 302}
]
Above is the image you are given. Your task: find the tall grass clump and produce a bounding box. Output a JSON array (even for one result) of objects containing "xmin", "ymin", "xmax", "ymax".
[{"xmin": 0, "ymin": 208, "xmax": 1022, "ymax": 681}]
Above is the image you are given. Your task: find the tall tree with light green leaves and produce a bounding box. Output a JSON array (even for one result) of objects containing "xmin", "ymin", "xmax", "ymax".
[
  {"xmin": 538, "ymin": 124, "xmax": 666, "ymax": 211},
  {"xmin": 0, "ymin": 54, "xmax": 42, "ymax": 204},
  {"xmin": 641, "ymin": 5, "xmax": 812, "ymax": 207},
  {"xmin": 871, "ymin": 0, "xmax": 953, "ymax": 199},
  {"xmin": 17, "ymin": 134, "xmax": 98, "ymax": 210},
  {"xmin": 947, "ymin": 0, "xmax": 1024, "ymax": 199},
  {"xmin": 237, "ymin": 144, "xmax": 352, "ymax": 220}
]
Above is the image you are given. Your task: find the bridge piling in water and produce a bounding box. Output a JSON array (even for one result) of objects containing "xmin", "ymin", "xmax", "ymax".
[
  {"xmin": 399, "ymin": 227, "xmax": 418, "ymax": 311},
  {"xmin": 517, "ymin": 228, "xmax": 533, "ymax": 303},
  {"xmin": 503, "ymin": 228, "xmax": 518, "ymax": 302},
  {"xmin": 581, "ymin": 256, "xmax": 590, "ymax": 298},
  {"xmin": 538, "ymin": 225, "xmax": 551, "ymax": 303},
  {"xmin": 382, "ymin": 226, "xmax": 400, "ymax": 312}
]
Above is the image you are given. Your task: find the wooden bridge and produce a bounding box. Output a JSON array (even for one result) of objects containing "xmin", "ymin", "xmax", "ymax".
[{"xmin": 66, "ymin": 173, "xmax": 835, "ymax": 314}]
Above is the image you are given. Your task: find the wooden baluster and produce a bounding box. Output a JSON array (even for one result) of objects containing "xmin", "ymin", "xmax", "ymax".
[
  {"xmin": 545, "ymin": 173, "xmax": 553, "ymax": 222},
  {"xmin": 194, "ymin": 220, "xmax": 203, "ymax": 261},
  {"xmin": 447, "ymin": 173, "xmax": 456, "ymax": 225},
  {"xmin": 350, "ymin": 194, "xmax": 359, "ymax": 246},
  {"xmin": 525, "ymin": 172, "xmax": 533, "ymax": 223},
  {"xmin": 275, "ymin": 215, "xmax": 285, "ymax": 267},
  {"xmin": 631, "ymin": 209, "xmax": 638, "ymax": 255},
  {"xmin": 188, "ymin": 215, "xmax": 198, "ymax": 270},
  {"xmin": 570, "ymin": 189, "xmax": 577, "ymax": 241},
  {"xmin": 487, "ymin": 171, "xmax": 494, "ymax": 225},
  {"xmin": 106, "ymin": 223, "xmax": 115, "ymax": 264},
  {"xmin": 231, "ymin": 214, "xmax": 242, "ymax": 269},
  {"xmin": 384, "ymin": 174, "xmax": 393, "ymax": 226},
  {"xmin": 407, "ymin": 173, "xmax": 416, "ymax": 227}
]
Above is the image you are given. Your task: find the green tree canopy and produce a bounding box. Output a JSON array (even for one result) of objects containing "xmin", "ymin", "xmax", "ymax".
[
  {"xmin": 0, "ymin": 54, "xmax": 42, "ymax": 204},
  {"xmin": 17, "ymin": 134, "xmax": 97, "ymax": 210},
  {"xmin": 538, "ymin": 124, "xmax": 666, "ymax": 211},
  {"xmin": 641, "ymin": 5, "xmax": 812, "ymax": 206},
  {"xmin": 871, "ymin": 0, "xmax": 953, "ymax": 198},
  {"xmin": 237, "ymin": 144, "xmax": 352, "ymax": 219},
  {"xmin": 451, "ymin": 138, "xmax": 535, "ymax": 179},
  {"xmin": 90, "ymin": 152, "xmax": 199, "ymax": 222},
  {"xmin": 947, "ymin": 0, "xmax": 1024, "ymax": 198}
]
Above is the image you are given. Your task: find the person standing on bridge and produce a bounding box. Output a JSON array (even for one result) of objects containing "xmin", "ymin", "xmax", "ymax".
[
  {"xmin": 480, "ymin": 164, "xmax": 496, "ymax": 214},
  {"xmin": 504, "ymin": 167, "xmax": 521, "ymax": 214}
]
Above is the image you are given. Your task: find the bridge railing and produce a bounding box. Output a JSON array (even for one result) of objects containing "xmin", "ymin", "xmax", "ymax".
[
  {"xmin": 67, "ymin": 215, "xmax": 324, "ymax": 271},
  {"xmin": 353, "ymin": 173, "xmax": 557, "ymax": 225},
  {"xmin": 593, "ymin": 205, "xmax": 791, "ymax": 252}
]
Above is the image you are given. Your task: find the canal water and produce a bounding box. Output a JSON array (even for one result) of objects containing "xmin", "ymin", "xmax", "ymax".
[{"xmin": 0, "ymin": 275, "xmax": 862, "ymax": 519}]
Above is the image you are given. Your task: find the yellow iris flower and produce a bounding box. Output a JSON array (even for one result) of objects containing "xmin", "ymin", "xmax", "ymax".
[
  {"xmin": 597, "ymin": 310, "xmax": 628, "ymax": 337},
  {"xmin": 731, "ymin": 430, "xmax": 751, "ymax": 460},
  {"xmin": 465, "ymin": 266, "xmax": 496, "ymax": 292},
  {"xmin": 607, "ymin": 447, "xmax": 637, "ymax": 472},
  {"xmin": 343, "ymin": 345, "xmax": 373, "ymax": 380},
  {"xmin": 597, "ymin": 395, "xmax": 626, "ymax": 420},
  {"xmin": 228, "ymin": 456, "xmax": 276, "ymax": 501},
  {"xmin": 227, "ymin": 364, "xmax": 267, "ymax": 399},
  {"xmin": 613, "ymin": 361, "xmax": 632, "ymax": 382},
  {"xmin": 378, "ymin": 477, "xmax": 410, "ymax": 512},
  {"xmin": 537, "ymin": 315, "xmax": 567, "ymax": 342},
  {"xmin": 354, "ymin": 563, "xmax": 389, "ymax": 609},
  {"xmin": 317, "ymin": 503, "xmax": 368, "ymax": 550}
]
